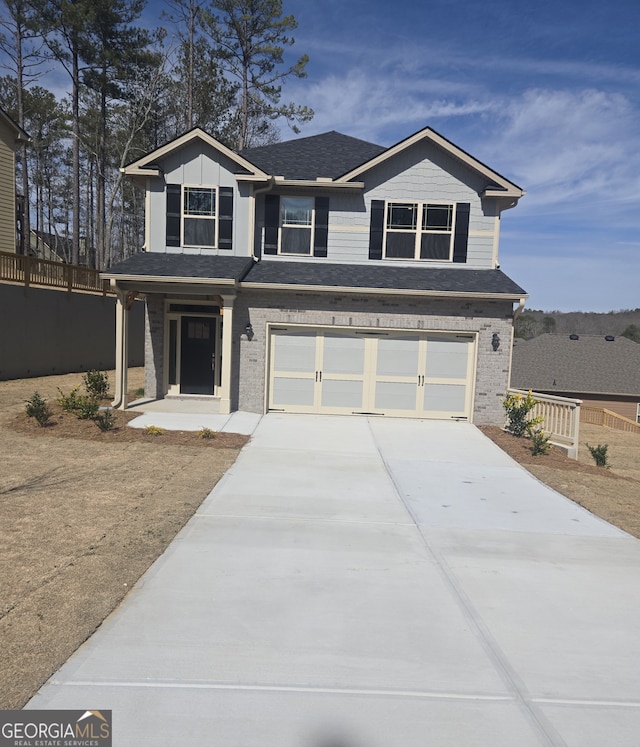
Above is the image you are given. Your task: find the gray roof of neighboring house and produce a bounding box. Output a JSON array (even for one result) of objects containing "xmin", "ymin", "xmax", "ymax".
[
  {"xmin": 240, "ymin": 131, "xmax": 386, "ymax": 180},
  {"xmin": 510, "ymin": 333, "xmax": 640, "ymax": 397},
  {"xmin": 103, "ymin": 253, "xmax": 255, "ymax": 281},
  {"xmin": 240, "ymin": 261, "xmax": 526, "ymax": 296}
]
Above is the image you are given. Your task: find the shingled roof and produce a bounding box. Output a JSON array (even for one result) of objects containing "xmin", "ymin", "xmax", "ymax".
[
  {"xmin": 240, "ymin": 131, "xmax": 386, "ymax": 180},
  {"xmin": 242, "ymin": 261, "xmax": 526, "ymax": 297},
  {"xmin": 511, "ymin": 334, "xmax": 640, "ymax": 397},
  {"xmin": 103, "ymin": 253, "xmax": 255, "ymax": 282}
]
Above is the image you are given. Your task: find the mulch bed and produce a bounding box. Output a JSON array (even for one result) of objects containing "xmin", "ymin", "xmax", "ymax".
[
  {"xmin": 478, "ymin": 425, "xmax": 620, "ymax": 478},
  {"xmin": 11, "ymin": 403, "xmax": 249, "ymax": 450}
]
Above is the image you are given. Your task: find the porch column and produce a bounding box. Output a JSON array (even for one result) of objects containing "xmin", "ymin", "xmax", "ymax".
[
  {"xmin": 112, "ymin": 287, "xmax": 129, "ymax": 410},
  {"xmin": 219, "ymin": 294, "xmax": 235, "ymax": 413}
]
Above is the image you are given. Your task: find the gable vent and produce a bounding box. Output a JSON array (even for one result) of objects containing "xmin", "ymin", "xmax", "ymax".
[
  {"xmin": 569, "ymin": 334, "xmax": 579, "ymax": 340},
  {"xmin": 605, "ymin": 335, "xmax": 615, "ymax": 341}
]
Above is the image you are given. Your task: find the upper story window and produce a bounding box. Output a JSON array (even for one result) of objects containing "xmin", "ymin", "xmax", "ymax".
[
  {"xmin": 368, "ymin": 199, "xmax": 470, "ymax": 263},
  {"xmin": 385, "ymin": 201, "xmax": 454, "ymax": 261},
  {"xmin": 280, "ymin": 197, "xmax": 314, "ymax": 255},
  {"xmin": 183, "ymin": 187, "xmax": 217, "ymax": 248},
  {"xmin": 263, "ymin": 194, "xmax": 329, "ymax": 258},
  {"xmin": 166, "ymin": 184, "xmax": 234, "ymax": 250}
]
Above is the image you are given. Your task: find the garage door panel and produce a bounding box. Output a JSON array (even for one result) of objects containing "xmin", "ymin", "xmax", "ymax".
[
  {"xmin": 272, "ymin": 332, "xmax": 317, "ymax": 372},
  {"xmin": 425, "ymin": 338, "xmax": 469, "ymax": 379},
  {"xmin": 376, "ymin": 336, "xmax": 420, "ymax": 377},
  {"xmin": 322, "ymin": 334, "xmax": 365, "ymax": 375},
  {"xmin": 424, "ymin": 383, "xmax": 467, "ymax": 414},
  {"xmin": 375, "ymin": 381, "xmax": 419, "ymax": 411},
  {"xmin": 321, "ymin": 379, "xmax": 364, "ymax": 409},
  {"xmin": 272, "ymin": 376, "xmax": 316, "ymax": 407}
]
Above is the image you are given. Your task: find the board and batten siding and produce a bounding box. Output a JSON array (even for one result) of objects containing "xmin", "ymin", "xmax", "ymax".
[
  {"xmin": 0, "ymin": 119, "xmax": 16, "ymax": 254},
  {"xmin": 146, "ymin": 140, "xmax": 253, "ymax": 257}
]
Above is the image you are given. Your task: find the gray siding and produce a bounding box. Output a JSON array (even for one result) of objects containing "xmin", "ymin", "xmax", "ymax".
[
  {"xmin": 146, "ymin": 141, "xmax": 253, "ymax": 258},
  {"xmin": 253, "ymin": 139, "xmax": 501, "ymax": 267}
]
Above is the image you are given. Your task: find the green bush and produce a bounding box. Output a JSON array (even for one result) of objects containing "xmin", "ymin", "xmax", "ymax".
[
  {"xmin": 57, "ymin": 385, "xmax": 81, "ymax": 413},
  {"xmin": 530, "ymin": 429, "xmax": 551, "ymax": 456},
  {"xmin": 83, "ymin": 370, "xmax": 109, "ymax": 399},
  {"xmin": 502, "ymin": 390, "xmax": 544, "ymax": 437},
  {"xmin": 25, "ymin": 392, "xmax": 52, "ymax": 427},
  {"xmin": 94, "ymin": 409, "xmax": 117, "ymax": 432},
  {"xmin": 587, "ymin": 443, "xmax": 610, "ymax": 468}
]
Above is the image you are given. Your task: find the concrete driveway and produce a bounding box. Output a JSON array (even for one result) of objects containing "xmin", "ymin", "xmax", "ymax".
[{"xmin": 29, "ymin": 415, "xmax": 640, "ymax": 746}]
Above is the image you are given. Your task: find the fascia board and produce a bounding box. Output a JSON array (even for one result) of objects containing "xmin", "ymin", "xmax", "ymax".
[
  {"xmin": 104, "ymin": 273, "xmax": 237, "ymax": 286},
  {"xmin": 273, "ymin": 178, "xmax": 365, "ymax": 190},
  {"xmin": 0, "ymin": 108, "xmax": 31, "ymax": 142},
  {"xmin": 240, "ymin": 280, "xmax": 528, "ymax": 301},
  {"xmin": 336, "ymin": 126, "xmax": 524, "ymax": 197},
  {"xmin": 121, "ymin": 128, "xmax": 270, "ymax": 179}
]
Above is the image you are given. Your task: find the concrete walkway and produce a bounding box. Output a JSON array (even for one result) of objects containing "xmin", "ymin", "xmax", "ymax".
[{"xmin": 28, "ymin": 415, "xmax": 640, "ymax": 746}]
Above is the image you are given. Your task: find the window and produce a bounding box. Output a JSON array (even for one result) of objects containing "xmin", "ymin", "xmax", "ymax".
[
  {"xmin": 384, "ymin": 201, "xmax": 454, "ymax": 260},
  {"xmin": 166, "ymin": 184, "xmax": 233, "ymax": 250},
  {"xmin": 183, "ymin": 187, "xmax": 217, "ymax": 248},
  {"xmin": 280, "ymin": 196, "xmax": 314, "ymax": 255}
]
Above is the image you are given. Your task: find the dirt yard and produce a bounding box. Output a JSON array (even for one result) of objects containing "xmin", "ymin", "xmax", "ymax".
[
  {"xmin": 0, "ymin": 369, "xmax": 247, "ymax": 709},
  {"xmin": 1, "ymin": 371, "xmax": 638, "ymax": 709}
]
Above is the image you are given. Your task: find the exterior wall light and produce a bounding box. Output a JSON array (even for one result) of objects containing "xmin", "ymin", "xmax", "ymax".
[
  {"xmin": 491, "ymin": 333, "xmax": 500, "ymax": 351},
  {"xmin": 245, "ymin": 322, "xmax": 254, "ymax": 341}
]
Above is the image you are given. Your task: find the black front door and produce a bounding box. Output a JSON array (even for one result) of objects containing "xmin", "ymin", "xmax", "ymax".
[{"xmin": 180, "ymin": 316, "xmax": 215, "ymax": 394}]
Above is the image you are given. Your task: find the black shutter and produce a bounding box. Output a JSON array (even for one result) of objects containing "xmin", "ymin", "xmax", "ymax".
[
  {"xmin": 264, "ymin": 194, "xmax": 280, "ymax": 255},
  {"xmin": 166, "ymin": 184, "xmax": 181, "ymax": 247},
  {"xmin": 369, "ymin": 199, "xmax": 385, "ymax": 260},
  {"xmin": 452, "ymin": 202, "xmax": 470, "ymax": 263},
  {"xmin": 313, "ymin": 196, "xmax": 329, "ymax": 257},
  {"xmin": 218, "ymin": 186, "xmax": 233, "ymax": 250}
]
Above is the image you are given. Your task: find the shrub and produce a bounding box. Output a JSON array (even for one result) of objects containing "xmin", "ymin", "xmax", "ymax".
[
  {"xmin": 199, "ymin": 427, "xmax": 216, "ymax": 439},
  {"xmin": 94, "ymin": 409, "xmax": 117, "ymax": 432},
  {"xmin": 25, "ymin": 392, "xmax": 52, "ymax": 427},
  {"xmin": 502, "ymin": 390, "xmax": 544, "ymax": 437},
  {"xmin": 73, "ymin": 394, "xmax": 100, "ymax": 420},
  {"xmin": 143, "ymin": 425, "xmax": 164, "ymax": 436},
  {"xmin": 530, "ymin": 429, "xmax": 551, "ymax": 456},
  {"xmin": 587, "ymin": 443, "xmax": 610, "ymax": 468},
  {"xmin": 57, "ymin": 385, "xmax": 81, "ymax": 413},
  {"xmin": 83, "ymin": 370, "xmax": 109, "ymax": 399}
]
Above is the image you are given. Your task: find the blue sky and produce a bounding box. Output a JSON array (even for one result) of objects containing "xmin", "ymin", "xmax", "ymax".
[{"xmin": 275, "ymin": 0, "xmax": 640, "ymax": 312}]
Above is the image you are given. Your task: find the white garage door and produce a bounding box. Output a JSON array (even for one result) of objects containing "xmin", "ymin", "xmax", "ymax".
[{"xmin": 268, "ymin": 327, "xmax": 476, "ymax": 419}]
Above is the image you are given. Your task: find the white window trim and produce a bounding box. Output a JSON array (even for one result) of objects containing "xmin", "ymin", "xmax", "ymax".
[
  {"xmin": 383, "ymin": 200, "xmax": 455, "ymax": 261},
  {"xmin": 278, "ymin": 196, "xmax": 315, "ymax": 256},
  {"xmin": 182, "ymin": 185, "xmax": 219, "ymax": 249}
]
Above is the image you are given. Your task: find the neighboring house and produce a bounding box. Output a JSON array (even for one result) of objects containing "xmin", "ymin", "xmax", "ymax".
[
  {"xmin": 511, "ymin": 334, "xmax": 640, "ymax": 423},
  {"xmin": 0, "ymin": 108, "xmax": 30, "ymax": 255},
  {"xmin": 103, "ymin": 125, "xmax": 527, "ymax": 424},
  {"xmin": 29, "ymin": 230, "xmax": 69, "ymax": 262}
]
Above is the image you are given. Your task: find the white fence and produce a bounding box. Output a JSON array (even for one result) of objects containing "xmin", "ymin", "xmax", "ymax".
[{"xmin": 507, "ymin": 389, "xmax": 582, "ymax": 459}]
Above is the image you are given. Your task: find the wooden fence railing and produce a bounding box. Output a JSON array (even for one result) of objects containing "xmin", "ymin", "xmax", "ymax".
[
  {"xmin": 0, "ymin": 250, "xmax": 111, "ymax": 295},
  {"xmin": 581, "ymin": 406, "xmax": 640, "ymax": 434},
  {"xmin": 507, "ymin": 388, "xmax": 582, "ymax": 459}
]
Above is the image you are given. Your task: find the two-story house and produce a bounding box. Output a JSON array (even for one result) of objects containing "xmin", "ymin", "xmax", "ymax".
[
  {"xmin": 104, "ymin": 125, "xmax": 527, "ymax": 424},
  {"xmin": 0, "ymin": 107, "xmax": 30, "ymax": 255}
]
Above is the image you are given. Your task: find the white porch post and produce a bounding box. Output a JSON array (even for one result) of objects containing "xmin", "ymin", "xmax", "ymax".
[
  {"xmin": 112, "ymin": 287, "xmax": 129, "ymax": 410},
  {"xmin": 219, "ymin": 294, "xmax": 235, "ymax": 414}
]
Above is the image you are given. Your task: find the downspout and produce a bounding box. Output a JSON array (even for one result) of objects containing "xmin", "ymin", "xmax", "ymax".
[{"xmin": 250, "ymin": 177, "xmax": 275, "ymax": 260}]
